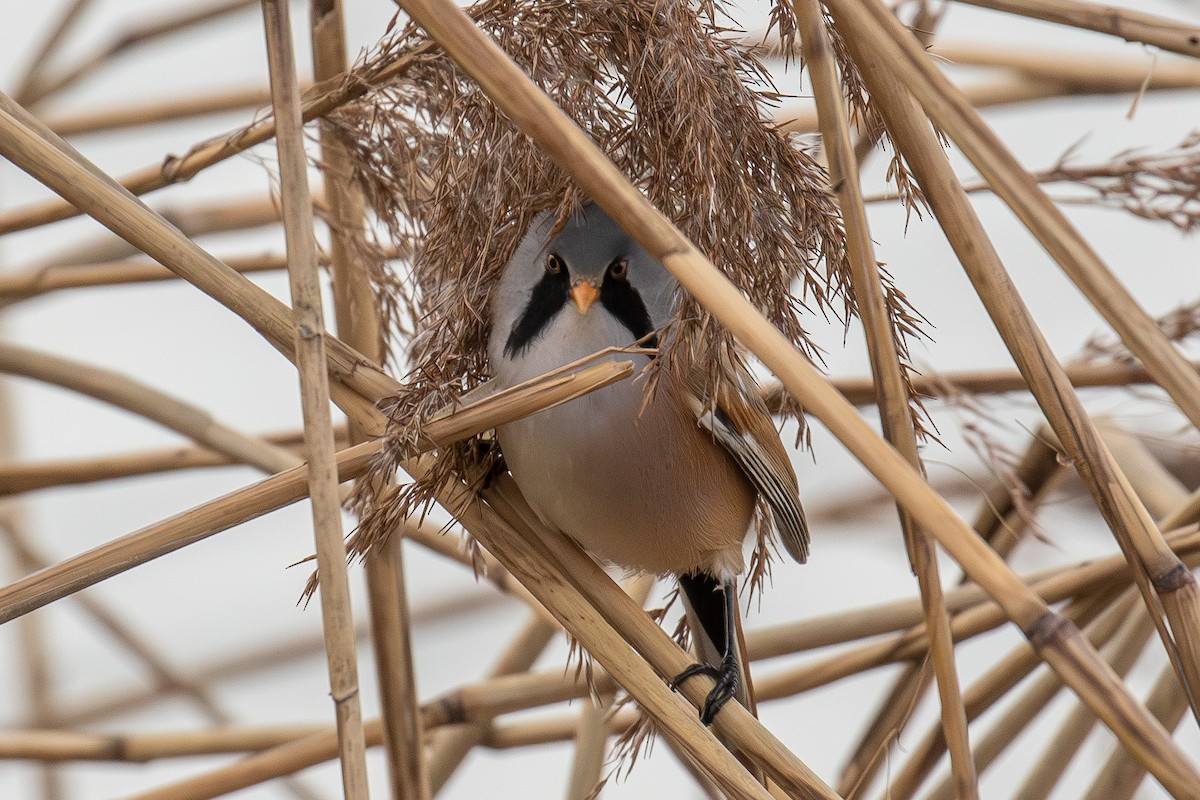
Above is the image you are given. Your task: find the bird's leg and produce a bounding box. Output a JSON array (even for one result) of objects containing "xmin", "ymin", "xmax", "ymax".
[{"xmin": 671, "ymin": 573, "xmax": 741, "ymax": 725}]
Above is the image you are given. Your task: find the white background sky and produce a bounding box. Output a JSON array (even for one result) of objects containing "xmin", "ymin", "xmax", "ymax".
[{"xmin": 1, "ymin": 1, "xmax": 1198, "ymax": 798}]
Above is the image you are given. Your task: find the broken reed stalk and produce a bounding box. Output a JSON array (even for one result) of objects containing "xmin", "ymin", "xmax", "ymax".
[
  {"xmin": 388, "ymin": 0, "xmax": 1200, "ymax": 793},
  {"xmin": 262, "ymin": 3, "xmax": 371, "ymax": 793},
  {"xmin": 792, "ymin": 5, "xmax": 974, "ymax": 799},
  {"xmin": 308, "ymin": 1, "xmax": 429, "ymax": 796},
  {"xmin": 0, "ymin": 341, "xmax": 301, "ymax": 473},
  {"xmin": 955, "ymin": 0, "xmax": 1200, "ymax": 58},
  {"xmin": 825, "ymin": 0, "xmax": 1200, "ymax": 728}
]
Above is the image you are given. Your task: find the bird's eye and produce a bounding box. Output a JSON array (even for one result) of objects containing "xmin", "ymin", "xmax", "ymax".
[
  {"xmin": 608, "ymin": 259, "xmax": 628, "ymax": 279},
  {"xmin": 546, "ymin": 254, "xmax": 565, "ymax": 274}
]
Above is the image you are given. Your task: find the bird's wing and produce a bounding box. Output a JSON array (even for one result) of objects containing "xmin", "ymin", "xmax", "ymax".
[{"xmin": 685, "ymin": 369, "xmax": 809, "ymax": 564}]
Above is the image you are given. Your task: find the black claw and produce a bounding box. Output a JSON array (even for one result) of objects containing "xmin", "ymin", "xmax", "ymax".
[
  {"xmin": 670, "ymin": 662, "xmax": 719, "ymax": 691},
  {"xmin": 670, "ymin": 657, "xmax": 740, "ymax": 725}
]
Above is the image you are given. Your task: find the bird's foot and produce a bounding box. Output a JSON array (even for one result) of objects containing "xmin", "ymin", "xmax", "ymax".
[{"xmin": 669, "ymin": 659, "xmax": 739, "ymax": 725}]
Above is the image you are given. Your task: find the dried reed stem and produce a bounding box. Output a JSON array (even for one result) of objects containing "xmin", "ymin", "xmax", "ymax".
[
  {"xmin": 0, "ymin": 342, "xmax": 300, "ymax": 473},
  {"xmin": 827, "ymin": 0, "xmax": 1200, "ymax": 760},
  {"xmin": 0, "ymin": 31, "xmax": 429, "ymax": 236},
  {"xmin": 956, "ymin": 0, "xmax": 1200, "ymax": 58},
  {"xmin": 0, "ymin": 252, "xmax": 292, "ymax": 304},
  {"xmin": 426, "ymin": 614, "xmax": 557, "ymax": 791},
  {"xmin": 34, "ymin": 192, "xmax": 297, "ymax": 269},
  {"xmin": 12, "ymin": 0, "xmax": 92, "ymax": 103},
  {"xmin": 432, "ymin": 481, "xmax": 784, "ymax": 799},
  {"xmin": 1011, "ymin": 596, "xmax": 1155, "ymax": 799},
  {"xmin": 21, "ymin": 0, "xmax": 258, "ymax": 107},
  {"xmin": 1085, "ymin": 659, "xmax": 1192, "ymax": 799},
  {"xmin": 43, "ymin": 85, "xmax": 285, "ymax": 138},
  {"xmin": 0, "ymin": 90, "xmax": 390, "ymax": 429},
  {"xmin": 261, "ymin": 1, "xmax": 369, "ymax": 794},
  {"xmin": 881, "ymin": 589, "xmax": 1123, "ymax": 799},
  {"xmin": 793, "ymin": 5, "xmax": 973, "ymax": 798},
  {"xmin": 0, "ymin": 426, "xmax": 330, "ymax": 495},
  {"xmin": 307, "ymin": 1, "xmax": 429, "ymax": 795},
  {"xmin": 0, "ymin": 356, "xmax": 634, "ymax": 624},
  {"xmin": 833, "ymin": 0, "xmax": 1200, "ymax": 438},
  {"xmin": 390, "ymin": 0, "xmax": 1199, "ymax": 792}
]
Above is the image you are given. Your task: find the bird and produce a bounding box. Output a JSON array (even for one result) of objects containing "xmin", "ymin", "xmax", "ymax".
[{"xmin": 487, "ymin": 202, "xmax": 808, "ymax": 724}]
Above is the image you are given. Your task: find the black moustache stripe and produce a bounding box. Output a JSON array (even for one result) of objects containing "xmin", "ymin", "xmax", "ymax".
[
  {"xmin": 600, "ymin": 274, "xmax": 658, "ymax": 349},
  {"xmin": 504, "ymin": 267, "xmax": 657, "ymax": 358},
  {"xmin": 504, "ymin": 266, "xmax": 570, "ymax": 357}
]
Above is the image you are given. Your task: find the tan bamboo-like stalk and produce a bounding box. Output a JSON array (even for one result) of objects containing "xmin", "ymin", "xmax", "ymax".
[
  {"xmin": 21, "ymin": 0, "xmax": 259, "ymax": 108},
  {"xmin": 0, "ymin": 379, "xmax": 63, "ymax": 800},
  {"xmin": 0, "ymin": 725, "xmax": 333, "ymax": 762},
  {"xmin": 449, "ymin": 474, "xmax": 821, "ymax": 799},
  {"xmin": 261, "ymin": 1, "xmax": 369, "ymax": 795},
  {"xmin": 0, "ymin": 358, "xmax": 1178, "ymax": 498},
  {"xmin": 955, "ymin": 0, "xmax": 1200, "ymax": 58},
  {"xmin": 566, "ymin": 693, "xmax": 613, "ymax": 799},
  {"xmin": 43, "ymin": 85, "xmax": 284, "ymax": 137},
  {"xmin": 0, "ymin": 34, "xmax": 433, "ymax": 237},
  {"xmin": 12, "ymin": 0, "xmax": 93, "ymax": 104},
  {"xmin": 387, "ymin": 0, "xmax": 1199, "ymax": 790},
  {"xmin": 929, "ymin": 41, "xmax": 1200, "ymax": 88},
  {"xmin": 426, "ymin": 614, "xmax": 558, "ymax": 791},
  {"xmin": 793, "ymin": 5, "xmax": 974, "ymax": 798},
  {"xmin": 0, "ymin": 90, "xmax": 391, "ymax": 429},
  {"xmin": 306, "ymin": 1, "xmax": 429, "ymax": 796},
  {"xmin": 4, "ymin": 530, "xmax": 232, "ymax": 727},
  {"xmin": 0, "ymin": 252, "xmax": 292, "ymax": 304},
  {"xmin": 928, "ymin": 589, "xmax": 1151, "ymax": 800},
  {"xmin": 1084, "ymin": 661, "xmax": 1192, "ymax": 800},
  {"xmin": 34, "ymin": 193, "xmax": 298, "ymax": 269},
  {"xmin": 0, "ymin": 358, "xmax": 631, "ymax": 624},
  {"xmin": 0, "ymin": 342, "xmax": 301, "ymax": 473},
  {"xmin": 55, "ymin": 587, "xmax": 496, "ymax": 730},
  {"xmin": 565, "ymin": 575, "xmax": 655, "ymax": 800},
  {"xmin": 484, "ymin": 709, "xmax": 638, "ymax": 750},
  {"xmin": 840, "ymin": 434, "xmax": 1061, "ymax": 797},
  {"xmin": 880, "ymin": 588, "xmax": 1124, "ymax": 800},
  {"xmin": 826, "ymin": 0, "xmax": 1200, "ymax": 734},
  {"xmin": 0, "ymin": 428, "xmax": 326, "ymax": 495},
  {"xmin": 755, "ymin": 527, "xmax": 1200, "ymax": 701},
  {"xmin": 827, "ymin": 0, "xmax": 1200, "ymax": 433},
  {"xmin": 1011, "ymin": 599, "xmax": 1156, "ymax": 799}
]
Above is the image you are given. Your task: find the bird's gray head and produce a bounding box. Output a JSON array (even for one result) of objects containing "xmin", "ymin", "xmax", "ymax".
[{"xmin": 489, "ymin": 204, "xmax": 677, "ymax": 361}]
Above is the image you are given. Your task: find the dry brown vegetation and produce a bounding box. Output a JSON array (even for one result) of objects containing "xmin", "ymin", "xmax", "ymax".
[{"xmin": 1, "ymin": 0, "xmax": 1200, "ymax": 798}]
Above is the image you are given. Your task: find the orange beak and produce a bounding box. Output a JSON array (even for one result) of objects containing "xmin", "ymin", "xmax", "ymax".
[{"xmin": 570, "ymin": 280, "xmax": 600, "ymax": 315}]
